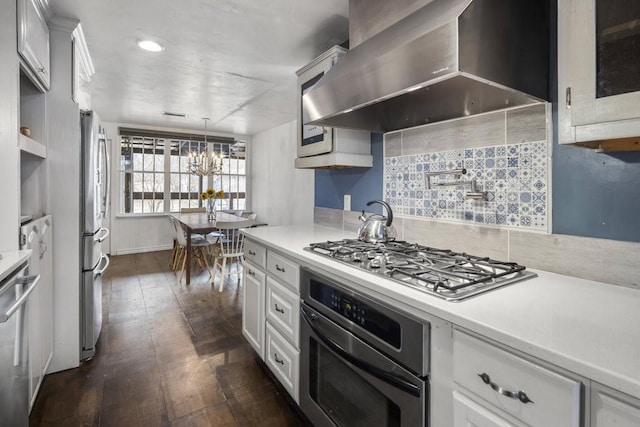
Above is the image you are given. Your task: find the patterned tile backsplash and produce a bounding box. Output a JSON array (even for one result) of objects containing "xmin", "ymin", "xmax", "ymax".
[{"xmin": 384, "ymin": 140, "xmax": 550, "ymax": 231}]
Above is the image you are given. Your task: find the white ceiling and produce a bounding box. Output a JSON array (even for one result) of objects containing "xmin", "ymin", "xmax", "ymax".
[{"xmin": 50, "ymin": 0, "xmax": 349, "ymax": 136}]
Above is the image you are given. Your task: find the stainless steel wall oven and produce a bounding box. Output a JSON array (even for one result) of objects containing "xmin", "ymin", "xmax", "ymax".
[{"xmin": 299, "ymin": 268, "xmax": 430, "ymax": 427}]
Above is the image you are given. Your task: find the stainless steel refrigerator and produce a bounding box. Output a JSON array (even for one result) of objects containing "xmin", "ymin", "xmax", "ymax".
[{"xmin": 80, "ymin": 110, "xmax": 110, "ymax": 360}]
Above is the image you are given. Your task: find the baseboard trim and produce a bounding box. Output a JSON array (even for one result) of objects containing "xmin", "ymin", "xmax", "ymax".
[{"xmin": 114, "ymin": 244, "xmax": 173, "ymax": 256}]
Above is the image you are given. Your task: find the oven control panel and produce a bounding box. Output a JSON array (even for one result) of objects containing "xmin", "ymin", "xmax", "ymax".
[
  {"xmin": 331, "ymin": 294, "xmax": 366, "ymax": 326},
  {"xmin": 310, "ymin": 279, "xmax": 401, "ymax": 348}
]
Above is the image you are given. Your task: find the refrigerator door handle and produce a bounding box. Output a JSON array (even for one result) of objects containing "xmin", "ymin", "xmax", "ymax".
[
  {"xmin": 94, "ymin": 227, "xmax": 110, "ymax": 243},
  {"xmin": 96, "ymin": 254, "xmax": 110, "ymax": 276},
  {"xmin": 99, "ymin": 136, "xmax": 110, "ymax": 220}
]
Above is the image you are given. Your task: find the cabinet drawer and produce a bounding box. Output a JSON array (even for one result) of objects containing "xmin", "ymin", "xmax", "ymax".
[
  {"xmin": 453, "ymin": 391, "xmax": 516, "ymax": 427},
  {"xmin": 266, "ymin": 277, "xmax": 300, "ymax": 347},
  {"xmin": 453, "ymin": 329, "xmax": 581, "ymax": 427},
  {"xmin": 266, "ymin": 251, "xmax": 299, "ymax": 291},
  {"xmin": 265, "ymin": 322, "xmax": 299, "ymax": 403},
  {"xmin": 592, "ymin": 385, "xmax": 640, "ymax": 427},
  {"xmin": 243, "ymin": 240, "xmax": 266, "ymax": 269}
]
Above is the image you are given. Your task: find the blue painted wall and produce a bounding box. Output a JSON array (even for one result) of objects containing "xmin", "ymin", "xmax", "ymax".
[
  {"xmin": 551, "ymin": 125, "xmax": 640, "ymax": 242},
  {"xmin": 315, "ymin": 121, "xmax": 640, "ymax": 242},
  {"xmin": 315, "ymin": 0, "xmax": 640, "ymax": 242},
  {"xmin": 548, "ymin": 0, "xmax": 640, "ymax": 243},
  {"xmin": 315, "ymin": 133, "xmax": 384, "ymax": 214}
]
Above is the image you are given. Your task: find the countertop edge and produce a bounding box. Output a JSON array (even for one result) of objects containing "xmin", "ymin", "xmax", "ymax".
[
  {"xmin": 0, "ymin": 250, "xmax": 32, "ymax": 282},
  {"xmin": 242, "ymin": 225, "xmax": 640, "ymax": 399}
]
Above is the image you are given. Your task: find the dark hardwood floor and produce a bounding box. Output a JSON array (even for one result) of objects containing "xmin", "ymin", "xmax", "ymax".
[{"xmin": 29, "ymin": 251, "xmax": 309, "ymax": 426}]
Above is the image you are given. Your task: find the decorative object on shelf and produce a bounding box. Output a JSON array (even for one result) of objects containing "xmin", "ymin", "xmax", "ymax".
[
  {"xmin": 20, "ymin": 127, "xmax": 31, "ymax": 137},
  {"xmin": 188, "ymin": 118, "xmax": 223, "ymax": 176},
  {"xmin": 201, "ymin": 188, "xmax": 225, "ymax": 221}
]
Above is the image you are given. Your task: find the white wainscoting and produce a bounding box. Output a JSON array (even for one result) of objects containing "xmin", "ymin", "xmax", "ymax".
[{"xmin": 110, "ymin": 215, "xmax": 174, "ymax": 256}]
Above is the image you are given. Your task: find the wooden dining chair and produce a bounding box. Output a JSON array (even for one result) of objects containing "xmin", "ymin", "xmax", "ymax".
[
  {"xmin": 171, "ymin": 218, "xmax": 216, "ymax": 281},
  {"xmin": 211, "ymin": 219, "xmax": 255, "ymax": 292},
  {"xmin": 168, "ymin": 216, "xmax": 181, "ymax": 270}
]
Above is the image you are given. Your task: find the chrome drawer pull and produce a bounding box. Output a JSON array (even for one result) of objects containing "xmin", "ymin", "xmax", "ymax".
[
  {"xmin": 275, "ymin": 264, "xmax": 285, "ymax": 272},
  {"xmin": 274, "ymin": 304, "xmax": 284, "ymax": 314},
  {"xmin": 478, "ymin": 373, "xmax": 534, "ymax": 404},
  {"xmin": 248, "ymin": 250, "xmax": 256, "ymax": 256},
  {"xmin": 274, "ymin": 353, "xmax": 284, "ymax": 365},
  {"xmin": 247, "ymin": 270, "xmax": 255, "ymax": 276}
]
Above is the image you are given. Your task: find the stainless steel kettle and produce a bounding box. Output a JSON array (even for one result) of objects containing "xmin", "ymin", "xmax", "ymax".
[{"xmin": 357, "ymin": 200, "xmax": 397, "ymax": 243}]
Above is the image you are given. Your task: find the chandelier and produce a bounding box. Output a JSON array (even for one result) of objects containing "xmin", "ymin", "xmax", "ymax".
[{"xmin": 188, "ymin": 117, "xmax": 223, "ymax": 176}]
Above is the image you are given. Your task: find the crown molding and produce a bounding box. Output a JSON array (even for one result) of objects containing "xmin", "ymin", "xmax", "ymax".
[
  {"xmin": 34, "ymin": 0, "xmax": 52, "ymax": 19},
  {"xmin": 72, "ymin": 23, "xmax": 95, "ymax": 77},
  {"xmin": 48, "ymin": 15, "xmax": 80, "ymax": 32}
]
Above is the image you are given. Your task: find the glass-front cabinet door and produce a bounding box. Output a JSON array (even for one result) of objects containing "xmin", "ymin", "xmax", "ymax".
[{"xmin": 559, "ymin": 0, "xmax": 640, "ymax": 144}]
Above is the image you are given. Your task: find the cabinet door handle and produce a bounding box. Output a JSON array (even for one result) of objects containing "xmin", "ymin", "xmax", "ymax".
[
  {"xmin": 274, "ymin": 303, "xmax": 284, "ymax": 314},
  {"xmin": 478, "ymin": 373, "xmax": 534, "ymax": 404},
  {"xmin": 274, "ymin": 353, "xmax": 284, "ymax": 365},
  {"xmin": 275, "ymin": 264, "xmax": 285, "ymax": 272},
  {"xmin": 248, "ymin": 250, "xmax": 256, "ymax": 256},
  {"xmin": 247, "ymin": 269, "xmax": 255, "ymax": 276}
]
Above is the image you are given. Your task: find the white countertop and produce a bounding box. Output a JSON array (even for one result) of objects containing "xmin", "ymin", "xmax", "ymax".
[
  {"xmin": 0, "ymin": 250, "xmax": 31, "ymax": 282},
  {"xmin": 242, "ymin": 224, "xmax": 640, "ymax": 398}
]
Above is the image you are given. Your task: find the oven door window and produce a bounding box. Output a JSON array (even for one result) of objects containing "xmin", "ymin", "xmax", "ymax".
[{"xmin": 310, "ymin": 338, "xmax": 401, "ymax": 427}]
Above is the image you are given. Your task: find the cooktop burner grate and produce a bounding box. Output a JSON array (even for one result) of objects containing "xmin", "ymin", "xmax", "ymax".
[{"xmin": 306, "ymin": 239, "xmax": 536, "ymax": 301}]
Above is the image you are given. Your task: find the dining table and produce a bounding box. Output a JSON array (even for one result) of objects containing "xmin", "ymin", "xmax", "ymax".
[{"xmin": 169, "ymin": 211, "xmax": 250, "ymax": 285}]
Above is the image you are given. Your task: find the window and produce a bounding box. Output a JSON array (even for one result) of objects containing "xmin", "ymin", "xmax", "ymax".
[{"xmin": 120, "ymin": 129, "xmax": 247, "ymax": 214}]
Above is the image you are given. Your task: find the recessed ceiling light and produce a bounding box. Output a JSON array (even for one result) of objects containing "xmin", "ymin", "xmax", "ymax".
[{"xmin": 138, "ymin": 40, "xmax": 164, "ymax": 52}]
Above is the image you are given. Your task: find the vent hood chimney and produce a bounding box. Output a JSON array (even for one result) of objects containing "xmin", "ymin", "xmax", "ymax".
[{"xmin": 303, "ymin": 0, "xmax": 549, "ymax": 133}]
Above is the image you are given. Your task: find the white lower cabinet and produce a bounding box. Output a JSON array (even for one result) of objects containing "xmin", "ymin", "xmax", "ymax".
[
  {"xmin": 27, "ymin": 280, "xmax": 42, "ymax": 409},
  {"xmin": 241, "ymin": 261, "xmax": 265, "ymax": 359},
  {"xmin": 26, "ymin": 215, "xmax": 53, "ymax": 411},
  {"xmin": 592, "ymin": 384, "xmax": 640, "ymax": 427},
  {"xmin": 241, "ymin": 239, "xmax": 301, "ymax": 403},
  {"xmin": 452, "ymin": 329, "xmax": 582, "ymax": 427},
  {"xmin": 265, "ymin": 322, "xmax": 299, "ymax": 403},
  {"xmin": 453, "ymin": 391, "xmax": 515, "ymax": 427}
]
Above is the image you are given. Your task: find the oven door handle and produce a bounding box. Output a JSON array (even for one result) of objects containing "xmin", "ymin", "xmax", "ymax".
[{"xmin": 300, "ymin": 306, "xmax": 422, "ymax": 398}]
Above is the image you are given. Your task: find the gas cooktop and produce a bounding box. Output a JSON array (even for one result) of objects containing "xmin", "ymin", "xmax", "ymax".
[{"xmin": 305, "ymin": 239, "xmax": 536, "ymax": 301}]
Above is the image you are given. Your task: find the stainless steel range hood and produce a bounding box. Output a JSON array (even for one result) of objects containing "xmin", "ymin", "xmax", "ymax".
[{"xmin": 303, "ymin": 0, "xmax": 549, "ymax": 133}]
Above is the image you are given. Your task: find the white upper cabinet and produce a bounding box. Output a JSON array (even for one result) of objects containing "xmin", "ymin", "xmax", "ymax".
[
  {"xmin": 559, "ymin": 0, "xmax": 640, "ymax": 148},
  {"xmin": 18, "ymin": 0, "xmax": 50, "ymax": 91}
]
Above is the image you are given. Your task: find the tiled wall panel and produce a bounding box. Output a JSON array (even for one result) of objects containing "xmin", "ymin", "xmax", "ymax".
[{"xmin": 384, "ymin": 104, "xmax": 551, "ymax": 232}]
